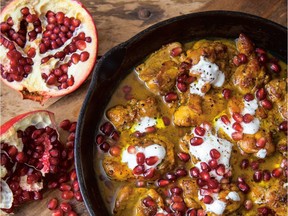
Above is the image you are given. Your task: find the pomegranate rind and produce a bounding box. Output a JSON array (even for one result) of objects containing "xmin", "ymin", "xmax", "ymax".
[
  {"xmin": 19, "ymin": 175, "xmax": 43, "ymax": 192},
  {"xmin": 0, "ymin": 110, "xmax": 55, "ymax": 151},
  {"xmin": 0, "ymin": 0, "xmax": 98, "ymax": 104}
]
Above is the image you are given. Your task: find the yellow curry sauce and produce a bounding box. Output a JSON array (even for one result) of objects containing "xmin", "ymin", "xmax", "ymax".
[{"xmin": 94, "ymin": 34, "xmax": 287, "ymax": 216}]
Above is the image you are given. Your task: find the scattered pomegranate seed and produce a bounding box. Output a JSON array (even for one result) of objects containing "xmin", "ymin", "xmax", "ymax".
[
  {"xmin": 271, "ymin": 168, "xmax": 283, "ymax": 178},
  {"xmin": 231, "ymin": 131, "xmax": 243, "ymax": 141},
  {"xmin": 158, "ymin": 179, "xmax": 170, "ymax": 187},
  {"xmin": 199, "ymin": 171, "xmax": 210, "ymax": 181},
  {"xmin": 257, "ymin": 206, "xmax": 273, "ymax": 216},
  {"xmin": 133, "ymin": 165, "xmax": 145, "ymax": 175},
  {"xmin": 136, "ymin": 152, "xmax": 145, "ymax": 165},
  {"xmin": 60, "ymin": 202, "xmax": 72, "ymax": 212},
  {"xmin": 127, "ymin": 145, "xmax": 136, "ymax": 154},
  {"xmin": 99, "ymin": 142, "xmax": 110, "ymax": 152},
  {"xmin": 48, "ymin": 198, "xmax": 58, "ymax": 210},
  {"xmin": 243, "ymin": 113, "xmax": 254, "ymax": 123},
  {"xmin": 203, "ymin": 195, "xmax": 213, "ymax": 204},
  {"xmin": 74, "ymin": 191, "xmax": 83, "ymax": 202},
  {"xmin": 244, "ymin": 199, "xmax": 253, "ymax": 210},
  {"xmin": 253, "ymin": 170, "xmax": 263, "ymax": 182},
  {"xmin": 240, "ymin": 159, "xmax": 249, "ymax": 169},
  {"xmin": 52, "ymin": 209, "xmax": 64, "ymax": 216},
  {"xmin": 170, "ymin": 187, "xmax": 183, "ymax": 195},
  {"xmin": 143, "ymin": 196, "xmax": 156, "ymax": 208},
  {"xmin": 162, "ymin": 116, "xmax": 170, "ymax": 126},
  {"xmin": 256, "ymin": 88, "xmax": 266, "ymax": 100},
  {"xmin": 216, "ymin": 164, "xmax": 225, "ymax": 176},
  {"xmin": 143, "ymin": 168, "xmax": 155, "ymax": 179},
  {"xmin": 194, "ymin": 126, "xmax": 206, "ymax": 136},
  {"xmin": 170, "ymin": 47, "xmax": 182, "ymax": 57},
  {"xmin": 200, "ymin": 162, "xmax": 211, "ymax": 172},
  {"xmin": 171, "ymin": 201, "xmax": 186, "ymax": 212},
  {"xmin": 59, "ymin": 183, "xmax": 72, "ymax": 191},
  {"xmin": 232, "ymin": 122, "xmax": 243, "ymax": 132},
  {"xmin": 177, "ymin": 82, "xmax": 188, "ymax": 92},
  {"xmin": 190, "ymin": 167, "xmax": 200, "ymax": 178},
  {"xmin": 61, "ymin": 191, "xmax": 74, "ymax": 200},
  {"xmin": 164, "ymin": 92, "xmax": 178, "ymax": 103},
  {"xmin": 256, "ymin": 137, "xmax": 266, "ymax": 148},
  {"xmin": 210, "ymin": 149, "xmax": 221, "ymax": 159},
  {"xmin": 220, "ymin": 115, "xmax": 230, "ymax": 125},
  {"xmin": 261, "ymin": 99, "xmax": 273, "ymax": 110},
  {"xmin": 175, "ymin": 168, "xmax": 188, "ymax": 177},
  {"xmin": 166, "ymin": 172, "xmax": 177, "ymax": 181},
  {"xmin": 262, "ymin": 170, "xmax": 271, "ymax": 181},
  {"xmin": 232, "ymin": 112, "xmax": 243, "ymax": 123},
  {"xmin": 109, "ymin": 146, "xmax": 121, "ymax": 157},
  {"xmin": 238, "ymin": 182, "xmax": 250, "ymax": 193},
  {"xmin": 190, "ymin": 137, "xmax": 204, "ymax": 146},
  {"xmin": 67, "ymin": 211, "xmax": 77, "ymax": 216},
  {"xmin": 208, "ymin": 159, "xmax": 218, "ymax": 169},
  {"xmin": 222, "ymin": 88, "xmax": 232, "ymax": 99},
  {"xmin": 278, "ymin": 121, "xmax": 287, "ymax": 134},
  {"xmin": 177, "ymin": 152, "xmax": 190, "ymax": 162},
  {"xmin": 244, "ymin": 93, "xmax": 254, "ymax": 101},
  {"xmin": 72, "ymin": 180, "xmax": 80, "ymax": 192},
  {"xmin": 145, "ymin": 156, "xmax": 159, "ymax": 166},
  {"xmin": 270, "ymin": 63, "xmax": 281, "ymax": 73}
]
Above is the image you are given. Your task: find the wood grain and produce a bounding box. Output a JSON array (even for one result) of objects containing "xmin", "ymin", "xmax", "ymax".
[{"xmin": 0, "ymin": 0, "xmax": 286, "ymax": 215}]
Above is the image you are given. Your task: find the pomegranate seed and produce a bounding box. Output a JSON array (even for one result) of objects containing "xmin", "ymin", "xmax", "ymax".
[
  {"xmin": 158, "ymin": 179, "xmax": 170, "ymax": 187},
  {"xmin": 170, "ymin": 187, "xmax": 183, "ymax": 195},
  {"xmin": 186, "ymin": 209, "xmax": 197, "ymax": 216},
  {"xmin": 232, "ymin": 112, "xmax": 243, "ymax": 123},
  {"xmin": 145, "ymin": 156, "xmax": 159, "ymax": 165},
  {"xmin": 75, "ymin": 40, "xmax": 86, "ymax": 50},
  {"xmin": 59, "ymin": 183, "xmax": 72, "ymax": 191},
  {"xmin": 143, "ymin": 196, "xmax": 156, "ymax": 208},
  {"xmin": 279, "ymin": 121, "xmax": 287, "ymax": 133},
  {"xmin": 136, "ymin": 152, "xmax": 145, "ymax": 165},
  {"xmin": 175, "ymin": 168, "xmax": 187, "ymax": 177},
  {"xmin": 100, "ymin": 142, "xmax": 110, "ymax": 152},
  {"xmin": 190, "ymin": 167, "xmax": 200, "ymax": 178},
  {"xmin": 207, "ymin": 178, "xmax": 219, "ymax": 189},
  {"xmin": 271, "ymin": 168, "xmax": 282, "ymax": 178},
  {"xmin": 166, "ymin": 172, "xmax": 177, "ymax": 181},
  {"xmin": 232, "ymin": 122, "xmax": 243, "ymax": 132},
  {"xmin": 238, "ymin": 53, "xmax": 248, "ymax": 64},
  {"xmin": 74, "ymin": 191, "xmax": 83, "ymax": 202},
  {"xmin": 238, "ymin": 182, "xmax": 250, "ymax": 193},
  {"xmin": 244, "ymin": 200, "xmax": 253, "ymax": 210},
  {"xmin": 61, "ymin": 191, "xmax": 74, "ymax": 200},
  {"xmin": 222, "ymin": 88, "xmax": 232, "ymax": 99},
  {"xmin": 243, "ymin": 113, "xmax": 254, "ymax": 123},
  {"xmin": 164, "ymin": 92, "xmax": 178, "ymax": 103},
  {"xmin": 52, "ymin": 209, "xmax": 63, "ymax": 216},
  {"xmin": 263, "ymin": 170, "xmax": 271, "ymax": 181},
  {"xmin": 240, "ymin": 159, "xmax": 249, "ymax": 169},
  {"xmin": 177, "ymin": 152, "xmax": 190, "ymax": 162},
  {"xmin": 251, "ymin": 161, "xmax": 259, "ymax": 170},
  {"xmin": 67, "ymin": 211, "xmax": 77, "ymax": 216},
  {"xmin": 258, "ymin": 207, "xmax": 273, "ymax": 216},
  {"xmin": 177, "ymin": 82, "xmax": 188, "ymax": 92},
  {"xmin": 48, "ymin": 181, "xmax": 58, "ymax": 189},
  {"xmin": 143, "ymin": 168, "xmax": 155, "ymax": 179},
  {"xmin": 80, "ymin": 51, "xmax": 89, "ymax": 62},
  {"xmin": 256, "ymin": 47, "xmax": 266, "ymax": 55},
  {"xmin": 190, "ymin": 137, "xmax": 204, "ymax": 146},
  {"xmin": 210, "ymin": 149, "xmax": 221, "ymax": 159},
  {"xmin": 21, "ymin": 7, "xmax": 30, "ymax": 15},
  {"xmin": 109, "ymin": 146, "xmax": 121, "ymax": 156},
  {"xmin": 127, "ymin": 145, "xmax": 136, "ymax": 154},
  {"xmin": 194, "ymin": 126, "xmax": 206, "ymax": 136},
  {"xmin": 208, "ymin": 159, "xmax": 218, "ymax": 169},
  {"xmin": 7, "ymin": 145, "xmax": 18, "ymax": 157},
  {"xmin": 253, "ymin": 170, "xmax": 263, "ymax": 182},
  {"xmin": 69, "ymin": 169, "xmax": 77, "ymax": 181},
  {"xmin": 170, "ymin": 47, "xmax": 182, "ymax": 57},
  {"xmin": 203, "ymin": 195, "xmax": 213, "ymax": 204},
  {"xmin": 171, "ymin": 202, "xmax": 186, "ymax": 212},
  {"xmin": 33, "ymin": 191, "xmax": 43, "ymax": 200},
  {"xmin": 60, "ymin": 202, "xmax": 72, "ymax": 212},
  {"xmin": 71, "ymin": 19, "xmax": 81, "ymax": 27},
  {"xmin": 261, "ymin": 99, "xmax": 273, "ymax": 110},
  {"xmin": 220, "ymin": 115, "xmax": 230, "ymax": 125},
  {"xmin": 233, "ymin": 55, "xmax": 241, "ymax": 66},
  {"xmin": 145, "ymin": 126, "xmax": 156, "ymax": 133},
  {"xmin": 133, "ymin": 165, "xmax": 145, "ymax": 175},
  {"xmin": 244, "ymin": 93, "xmax": 254, "ymax": 101},
  {"xmin": 200, "ymin": 162, "xmax": 211, "ymax": 172},
  {"xmin": 270, "ymin": 63, "xmax": 281, "ymax": 73},
  {"xmin": 100, "ymin": 122, "xmax": 114, "ymax": 136},
  {"xmin": 216, "ymin": 164, "xmax": 225, "ymax": 176},
  {"xmin": 16, "ymin": 152, "xmax": 27, "ymax": 163},
  {"xmin": 231, "ymin": 131, "xmax": 243, "ymax": 141},
  {"xmin": 47, "ymin": 198, "xmax": 58, "ymax": 210},
  {"xmin": 199, "ymin": 171, "xmax": 210, "ymax": 181},
  {"xmin": 256, "ymin": 137, "xmax": 266, "ymax": 148},
  {"xmin": 256, "ymin": 88, "xmax": 266, "ymax": 100},
  {"xmin": 95, "ymin": 134, "xmax": 105, "ymax": 145}
]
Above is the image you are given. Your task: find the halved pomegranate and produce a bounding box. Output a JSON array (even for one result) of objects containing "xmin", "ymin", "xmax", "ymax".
[
  {"xmin": 0, "ymin": 0, "xmax": 98, "ymax": 104},
  {"xmin": 0, "ymin": 110, "xmax": 65, "ymax": 213}
]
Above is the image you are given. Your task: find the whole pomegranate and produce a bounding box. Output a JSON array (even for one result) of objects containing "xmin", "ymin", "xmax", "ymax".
[
  {"xmin": 0, "ymin": 0, "xmax": 98, "ymax": 104},
  {"xmin": 0, "ymin": 110, "xmax": 67, "ymax": 213}
]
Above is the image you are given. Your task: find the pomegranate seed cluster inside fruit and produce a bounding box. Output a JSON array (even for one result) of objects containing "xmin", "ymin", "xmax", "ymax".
[
  {"xmin": 0, "ymin": 0, "xmax": 97, "ymax": 103},
  {"xmin": 0, "ymin": 111, "xmax": 83, "ymax": 215},
  {"xmin": 93, "ymin": 34, "xmax": 287, "ymax": 216}
]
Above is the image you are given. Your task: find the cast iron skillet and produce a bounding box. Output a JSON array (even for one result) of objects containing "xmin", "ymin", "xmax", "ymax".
[{"xmin": 75, "ymin": 11, "xmax": 287, "ymax": 216}]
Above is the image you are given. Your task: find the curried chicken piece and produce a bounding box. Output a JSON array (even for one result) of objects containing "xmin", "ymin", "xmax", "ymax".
[
  {"xmin": 237, "ymin": 131, "xmax": 275, "ymax": 158},
  {"xmin": 265, "ymin": 78, "xmax": 287, "ymax": 103},
  {"xmin": 102, "ymin": 134, "xmax": 175, "ymax": 181},
  {"xmin": 232, "ymin": 34, "xmax": 270, "ymax": 94},
  {"xmin": 113, "ymin": 185, "xmax": 164, "ymax": 216},
  {"xmin": 135, "ymin": 42, "xmax": 182, "ymax": 95},
  {"xmin": 180, "ymin": 178, "xmax": 244, "ymax": 216},
  {"xmin": 249, "ymin": 180, "xmax": 287, "ymax": 215},
  {"xmin": 106, "ymin": 97, "xmax": 159, "ymax": 130}
]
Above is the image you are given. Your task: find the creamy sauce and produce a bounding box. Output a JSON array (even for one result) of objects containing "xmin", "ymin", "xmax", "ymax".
[
  {"xmin": 190, "ymin": 56, "xmax": 225, "ymax": 96},
  {"xmin": 198, "ymin": 192, "xmax": 227, "ymax": 215},
  {"xmin": 121, "ymin": 144, "xmax": 166, "ymax": 172}
]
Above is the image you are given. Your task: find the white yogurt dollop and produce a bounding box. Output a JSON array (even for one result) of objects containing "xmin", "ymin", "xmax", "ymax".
[
  {"xmin": 121, "ymin": 144, "xmax": 166, "ymax": 172},
  {"xmin": 133, "ymin": 117, "xmax": 157, "ymax": 133},
  {"xmin": 190, "ymin": 56, "xmax": 225, "ymax": 96}
]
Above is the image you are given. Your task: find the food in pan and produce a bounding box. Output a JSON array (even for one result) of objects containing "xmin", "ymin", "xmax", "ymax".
[{"xmin": 94, "ymin": 34, "xmax": 287, "ymax": 216}]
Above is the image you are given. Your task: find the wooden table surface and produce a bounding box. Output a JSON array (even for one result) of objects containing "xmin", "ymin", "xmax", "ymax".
[{"xmin": 0, "ymin": 0, "xmax": 287, "ymax": 215}]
